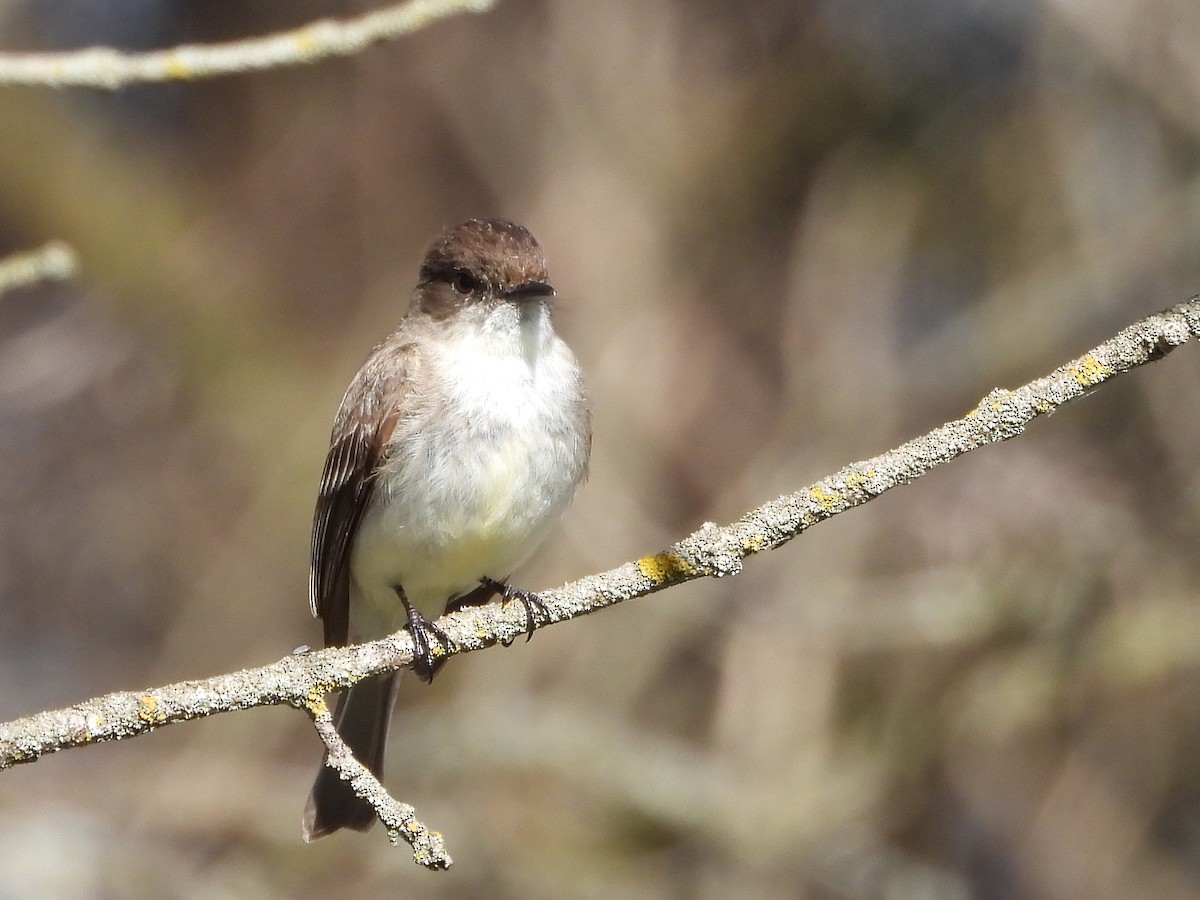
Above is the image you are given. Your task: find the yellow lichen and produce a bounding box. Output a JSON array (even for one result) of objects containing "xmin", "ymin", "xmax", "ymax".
[
  {"xmin": 1068, "ymin": 354, "xmax": 1113, "ymax": 386},
  {"xmin": 305, "ymin": 689, "xmax": 329, "ymax": 718},
  {"xmin": 741, "ymin": 533, "xmax": 766, "ymax": 553},
  {"xmin": 294, "ymin": 29, "xmax": 319, "ymax": 52},
  {"xmin": 844, "ymin": 470, "xmax": 872, "ymax": 493},
  {"xmin": 162, "ymin": 53, "xmax": 191, "ymax": 80},
  {"xmin": 637, "ymin": 552, "xmax": 694, "ymax": 584},
  {"xmin": 137, "ymin": 695, "xmax": 165, "ymax": 725},
  {"xmin": 810, "ymin": 485, "xmax": 840, "ymax": 511}
]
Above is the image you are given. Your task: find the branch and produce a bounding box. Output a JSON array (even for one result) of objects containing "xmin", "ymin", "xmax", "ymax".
[
  {"xmin": 308, "ymin": 697, "xmax": 450, "ymax": 867},
  {"xmin": 1, "ymin": 297, "xmax": 1197, "ymax": 866},
  {"xmin": 0, "ymin": 241, "xmax": 78, "ymax": 295},
  {"xmin": 0, "ymin": 0, "xmax": 496, "ymax": 89}
]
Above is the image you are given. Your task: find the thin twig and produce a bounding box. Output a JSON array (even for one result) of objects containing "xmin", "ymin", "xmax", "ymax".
[
  {"xmin": 307, "ymin": 696, "xmax": 451, "ymax": 867},
  {"xmin": 0, "ymin": 242, "xmax": 77, "ymax": 295},
  {"xmin": 0, "ymin": 0, "xmax": 496, "ymax": 90},
  {"xmin": 0, "ymin": 297, "xmax": 1196, "ymax": 865}
]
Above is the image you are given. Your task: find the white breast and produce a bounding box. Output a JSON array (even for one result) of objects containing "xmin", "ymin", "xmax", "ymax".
[{"xmin": 348, "ymin": 305, "xmax": 586, "ymax": 635}]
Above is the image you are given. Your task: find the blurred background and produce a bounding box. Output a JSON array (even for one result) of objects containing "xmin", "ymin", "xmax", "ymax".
[{"xmin": 1, "ymin": 0, "xmax": 1199, "ymax": 897}]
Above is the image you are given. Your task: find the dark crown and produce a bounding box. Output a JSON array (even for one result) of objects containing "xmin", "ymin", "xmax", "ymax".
[{"xmin": 419, "ymin": 219, "xmax": 550, "ymax": 292}]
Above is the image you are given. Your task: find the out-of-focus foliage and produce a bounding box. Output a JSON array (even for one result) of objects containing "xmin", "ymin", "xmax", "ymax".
[{"xmin": 1, "ymin": 1, "xmax": 1199, "ymax": 897}]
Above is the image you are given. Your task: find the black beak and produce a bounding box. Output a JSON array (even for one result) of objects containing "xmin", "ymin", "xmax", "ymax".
[{"xmin": 507, "ymin": 281, "xmax": 556, "ymax": 302}]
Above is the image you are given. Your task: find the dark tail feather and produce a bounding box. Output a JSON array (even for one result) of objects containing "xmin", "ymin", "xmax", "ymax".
[{"xmin": 302, "ymin": 672, "xmax": 400, "ymax": 841}]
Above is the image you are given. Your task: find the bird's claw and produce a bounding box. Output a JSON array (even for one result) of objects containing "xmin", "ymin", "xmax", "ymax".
[
  {"xmin": 397, "ymin": 587, "xmax": 456, "ymax": 683},
  {"xmin": 482, "ymin": 577, "xmax": 550, "ymax": 644}
]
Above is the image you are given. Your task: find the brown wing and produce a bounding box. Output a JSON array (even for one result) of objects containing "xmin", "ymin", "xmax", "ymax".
[{"xmin": 309, "ymin": 339, "xmax": 415, "ymax": 647}]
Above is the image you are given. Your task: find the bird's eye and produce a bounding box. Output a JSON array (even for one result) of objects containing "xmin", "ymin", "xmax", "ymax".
[{"xmin": 452, "ymin": 270, "xmax": 477, "ymax": 293}]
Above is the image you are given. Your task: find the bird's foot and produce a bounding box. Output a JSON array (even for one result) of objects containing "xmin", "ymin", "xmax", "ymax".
[
  {"xmin": 396, "ymin": 587, "xmax": 455, "ymax": 683},
  {"xmin": 481, "ymin": 577, "xmax": 550, "ymax": 644}
]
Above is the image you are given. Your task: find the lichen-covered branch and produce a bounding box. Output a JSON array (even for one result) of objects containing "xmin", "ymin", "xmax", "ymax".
[
  {"xmin": 0, "ymin": 296, "xmax": 1196, "ymax": 866},
  {"xmin": 306, "ymin": 697, "xmax": 451, "ymax": 867},
  {"xmin": 0, "ymin": 0, "xmax": 496, "ymax": 90},
  {"xmin": 0, "ymin": 635, "xmax": 453, "ymax": 867},
  {"xmin": 0, "ymin": 242, "xmax": 77, "ymax": 295},
  {"xmin": 512, "ymin": 297, "xmax": 1200, "ymax": 622}
]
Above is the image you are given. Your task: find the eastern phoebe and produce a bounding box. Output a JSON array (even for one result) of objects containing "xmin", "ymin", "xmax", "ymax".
[{"xmin": 302, "ymin": 219, "xmax": 591, "ymax": 840}]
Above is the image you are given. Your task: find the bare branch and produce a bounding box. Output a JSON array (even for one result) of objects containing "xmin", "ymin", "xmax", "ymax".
[
  {"xmin": 0, "ymin": 0, "xmax": 496, "ymax": 90},
  {"xmin": 0, "ymin": 296, "xmax": 1196, "ymax": 865},
  {"xmin": 0, "ymin": 242, "xmax": 78, "ymax": 295}
]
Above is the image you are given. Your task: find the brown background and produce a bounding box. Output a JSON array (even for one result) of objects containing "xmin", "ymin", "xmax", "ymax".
[{"xmin": 2, "ymin": 1, "xmax": 1200, "ymax": 897}]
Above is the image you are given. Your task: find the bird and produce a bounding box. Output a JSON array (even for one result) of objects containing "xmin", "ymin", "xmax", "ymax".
[{"xmin": 302, "ymin": 219, "xmax": 591, "ymax": 840}]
